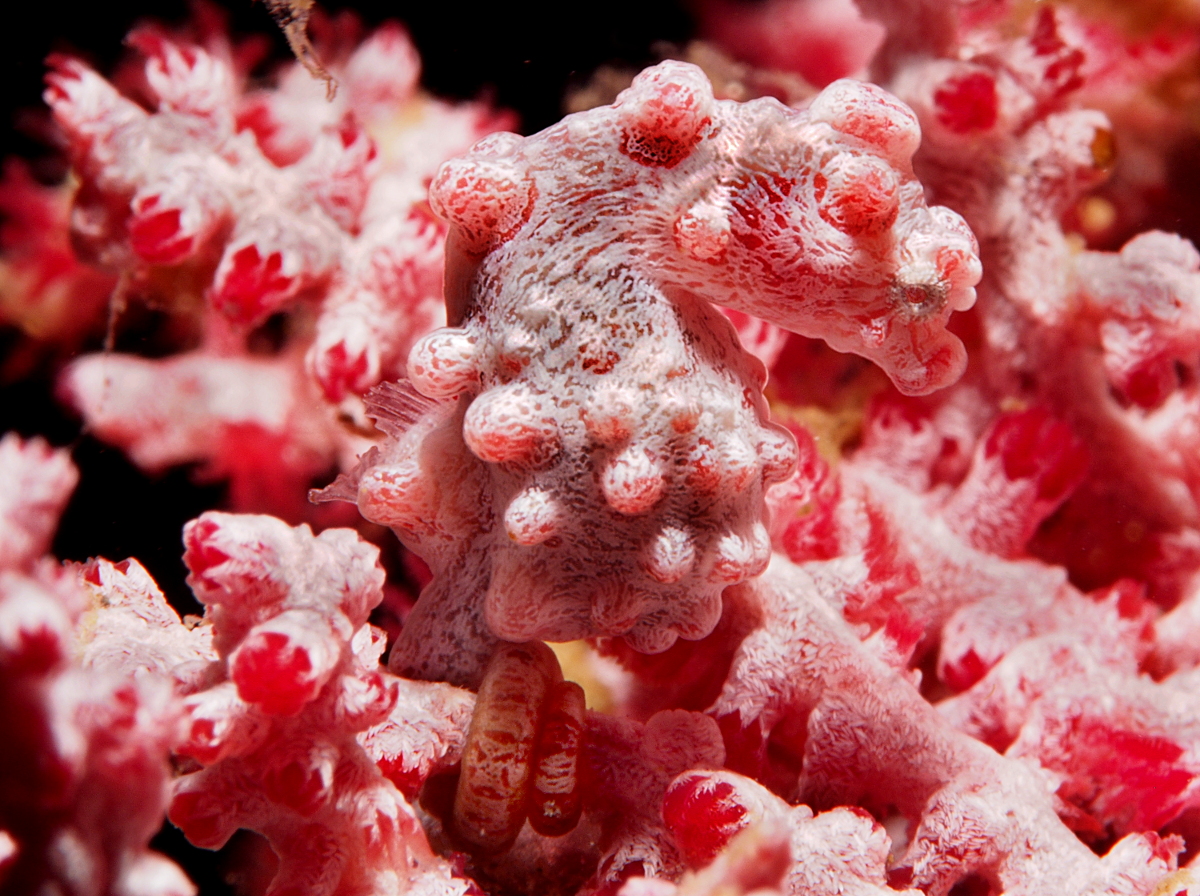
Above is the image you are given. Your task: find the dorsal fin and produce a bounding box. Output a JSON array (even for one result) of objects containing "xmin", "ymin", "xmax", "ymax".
[{"xmin": 364, "ymin": 379, "xmax": 442, "ymax": 439}]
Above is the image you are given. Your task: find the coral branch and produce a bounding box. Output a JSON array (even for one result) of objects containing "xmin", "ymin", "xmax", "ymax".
[
  {"xmin": 168, "ymin": 511, "xmax": 471, "ymax": 896},
  {"xmin": 0, "ymin": 436, "xmax": 191, "ymax": 896},
  {"xmin": 712, "ymin": 558, "xmax": 1178, "ymax": 896}
]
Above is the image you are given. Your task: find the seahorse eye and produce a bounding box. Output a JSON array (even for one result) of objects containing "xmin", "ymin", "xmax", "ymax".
[{"xmin": 891, "ymin": 277, "xmax": 948, "ymax": 319}]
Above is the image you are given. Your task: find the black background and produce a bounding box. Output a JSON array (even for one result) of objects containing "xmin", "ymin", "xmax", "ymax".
[{"xmin": 0, "ymin": 0, "xmax": 695, "ymax": 161}]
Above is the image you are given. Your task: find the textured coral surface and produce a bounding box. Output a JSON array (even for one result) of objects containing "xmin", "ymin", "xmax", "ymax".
[{"xmin": 9, "ymin": 2, "xmax": 1200, "ymax": 896}]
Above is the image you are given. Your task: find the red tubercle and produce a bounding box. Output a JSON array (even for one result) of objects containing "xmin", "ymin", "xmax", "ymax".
[
  {"xmin": 230, "ymin": 630, "xmax": 318, "ymax": 716},
  {"xmin": 619, "ymin": 92, "xmax": 711, "ymax": 170},
  {"xmin": 821, "ymin": 187, "xmax": 887, "ymax": 235},
  {"xmin": 808, "ymin": 80, "xmax": 921, "ymax": 167},
  {"xmin": 934, "ymin": 72, "xmax": 998, "ymax": 135},
  {"xmin": 469, "ymin": 421, "xmax": 555, "ymax": 465},
  {"xmin": 434, "ymin": 165, "xmax": 537, "ymax": 255},
  {"xmin": 463, "ymin": 391, "xmax": 560, "ymax": 465},
  {"xmin": 263, "ymin": 757, "xmax": 329, "ymax": 815},
  {"xmin": 620, "ymin": 125, "xmax": 710, "ymax": 169},
  {"xmin": 937, "ymin": 242, "xmax": 979, "ymax": 290}
]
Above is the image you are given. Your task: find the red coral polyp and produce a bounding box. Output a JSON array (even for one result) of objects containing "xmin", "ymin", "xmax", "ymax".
[
  {"xmin": 661, "ymin": 774, "xmax": 751, "ymax": 867},
  {"xmin": 212, "ymin": 245, "xmax": 298, "ymax": 325},
  {"xmin": 230, "ymin": 627, "xmax": 324, "ymax": 715},
  {"xmin": 933, "ymin": 71, "xmax": 999, "ymax": 134},
  {"xmin": 984, "ymin": 407, "xmax": 1089, "ymax": 504},
  {"xmin": 128, "ymin": 203, "xmax": 195, "ymax": 265}
]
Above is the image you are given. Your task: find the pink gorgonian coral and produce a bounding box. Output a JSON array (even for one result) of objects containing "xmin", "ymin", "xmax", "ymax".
[
  {"xmin": 33, "ymin": 17, "xmax": 511, "ymax": 521},
  {"xmin": 0, "ymin": 434, "xmax": 191, "ymax": 896},
  {"xmin": 166, "ymin": 511, "xmax": 474, "ymax": 896},
  {"xmin": 12, "ymin": 3, "xmax": 1200, "ymax": 896}
]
